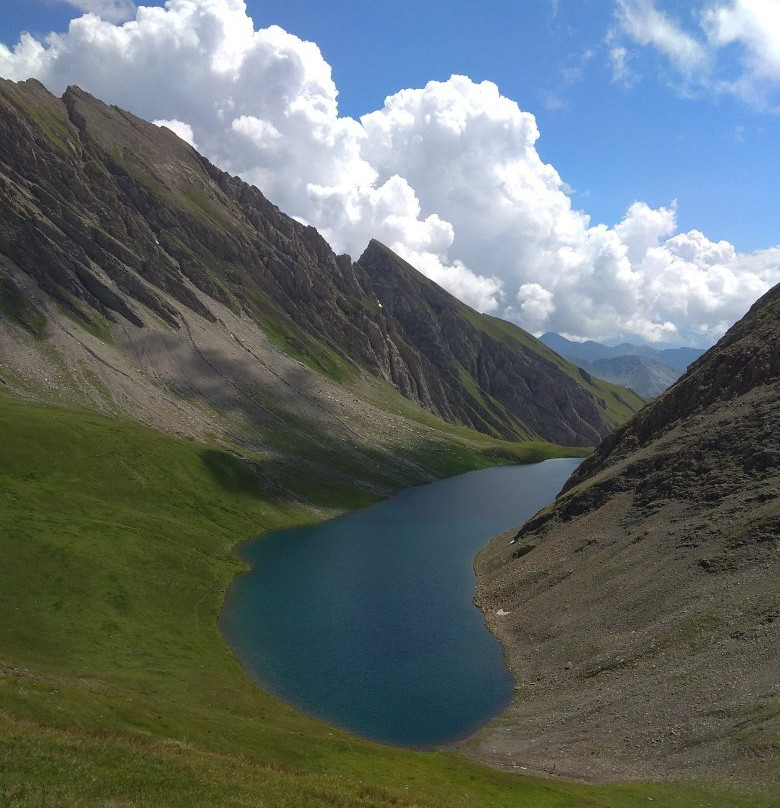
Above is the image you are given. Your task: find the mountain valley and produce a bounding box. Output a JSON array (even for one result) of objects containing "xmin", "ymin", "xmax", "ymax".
[{"xmin": 0, "ymin": 75, "xmax": 776, "ymax": 808}]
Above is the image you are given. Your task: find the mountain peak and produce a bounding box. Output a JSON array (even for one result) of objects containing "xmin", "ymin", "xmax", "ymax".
[{"xmin": 0, "ymin": 78, "xmax": 643, "ymax": 451}]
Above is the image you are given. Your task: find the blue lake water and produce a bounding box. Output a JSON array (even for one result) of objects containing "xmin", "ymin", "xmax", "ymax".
[{"xmin": 221, "ymin": 458, "xmax": 581, "ymax": 748}]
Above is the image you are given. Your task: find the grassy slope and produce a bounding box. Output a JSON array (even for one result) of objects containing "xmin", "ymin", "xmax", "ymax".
[{"xmin": 0, "ymin": 397, "xmax": 770, "ymax": 808}]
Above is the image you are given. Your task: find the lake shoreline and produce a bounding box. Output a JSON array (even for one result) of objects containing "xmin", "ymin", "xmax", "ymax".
[{"xmin": 219, "ymin": 460, "xmax": 581, "ymax": 750}]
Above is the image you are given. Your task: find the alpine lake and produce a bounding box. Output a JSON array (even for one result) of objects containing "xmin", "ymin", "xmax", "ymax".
[{"xmin": 221, "ymin": 458, "xmax": 581, "ymax": 748}]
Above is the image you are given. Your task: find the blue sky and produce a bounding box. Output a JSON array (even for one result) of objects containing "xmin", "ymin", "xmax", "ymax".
[
  {"xmin": 251, "ymin": 0, "xmax": 779, "ymax": 252},
  {"xmin": 1, "ymin": 0, "xmax": 778, "ymax": 345}
]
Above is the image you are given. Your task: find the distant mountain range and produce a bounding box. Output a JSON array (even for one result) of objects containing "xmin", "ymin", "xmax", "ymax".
[
  {"xmin": 540, "ymin": 332, "xmax": 706, "ymax": 369},
  {"xmin": 539, "ymin": 332, "xmax": 706, "ymax": 397},
  {"xmin": 569, "ymin": 354, "xmax": 682, "ymax": 399}
]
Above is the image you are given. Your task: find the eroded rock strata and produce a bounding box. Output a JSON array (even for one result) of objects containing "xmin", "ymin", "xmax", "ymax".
[{"xmin": 0, "ymin": 78, "xmax": 643, "ymax": 452}]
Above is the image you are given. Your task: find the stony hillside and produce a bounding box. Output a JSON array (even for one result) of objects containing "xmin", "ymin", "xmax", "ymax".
[
  {"xmin": 0, "ymin": 78, "xmax": 643, "ymax": 469},
  {"xmin": 471, "ymin": 284, "xmax": 779, "ymax": 788}
]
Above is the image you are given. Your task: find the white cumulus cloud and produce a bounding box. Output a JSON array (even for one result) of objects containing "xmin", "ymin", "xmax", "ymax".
[{"xmin": 0, "ymin": 0, "xmax": 777, "ymax": 345}]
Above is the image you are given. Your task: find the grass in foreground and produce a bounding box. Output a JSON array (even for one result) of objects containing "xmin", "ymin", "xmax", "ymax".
[{"xmin": 0, "ymin": 398, "xmax": 772, "ymax": 807}]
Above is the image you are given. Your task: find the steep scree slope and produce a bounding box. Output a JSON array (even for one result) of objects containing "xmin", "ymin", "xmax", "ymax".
[{"xmin": 471, "ymin": 284, "xmax": 779, "ymax": 788}]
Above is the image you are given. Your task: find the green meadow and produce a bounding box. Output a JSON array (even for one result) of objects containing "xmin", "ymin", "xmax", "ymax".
[{"xmin": 0, "ymin": 397, "xmax": 771, "ymax": 807}]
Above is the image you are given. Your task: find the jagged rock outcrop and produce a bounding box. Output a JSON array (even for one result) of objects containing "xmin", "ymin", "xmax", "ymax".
[
  {"xmin": 0, "ymin": 78, "xmax": 643, "ymax": 448},
  {"xmin": 471, "ymin": 284, "xmax": 779, "ymax": 788}
]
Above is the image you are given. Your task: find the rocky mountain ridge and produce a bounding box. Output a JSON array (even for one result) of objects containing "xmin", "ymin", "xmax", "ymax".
[
  {"xmin": 471, "ymin": 283, "xmax": 779, "ymax": 787},
  {"xmin": 0, "ymin": 78, "xmax": 643, "ymax": 458}
]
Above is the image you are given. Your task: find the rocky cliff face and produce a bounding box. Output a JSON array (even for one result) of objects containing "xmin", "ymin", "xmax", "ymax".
[
  {"xmin": 471, "ymin": 284, "xmax": 779, "ymax": 788},
  {"xmin": 0, "ymin": 78, "xmax": 642, "ymax": 453},
  {"xmin": 356, "ymin": 241, "xmax": 634, "ymax": 446}
]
